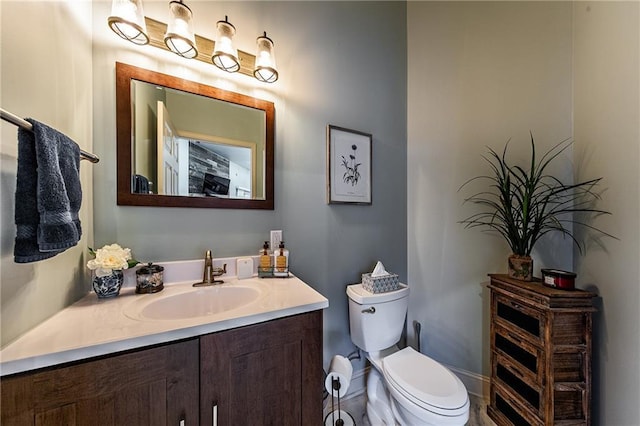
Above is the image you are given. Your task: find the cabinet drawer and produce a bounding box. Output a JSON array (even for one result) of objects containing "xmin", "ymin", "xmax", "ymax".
[
  {"xmin": 489, "ymin": 382, "xmax": 543, "ymax": 426},
  {"xmin": 494, "ymin": 294, "xmax": 544, "ymax": 345},
  {"xmin": 494, "ymin": 324, "xmax": 543, "ymax": 383},
  {"xmin": 494, "ymin": 353, "xmax": 542, "ymax": 417},
  {"xmin": 554, "ymin": 383, "xmax": 587, "ymax": 423},
  {"xmin": 553, "ymin": 350, "xmax": 587, "ymax": 383},
  {"xmin": 552, "ymin": 312, "xmax": 590, "ymax": 346}
]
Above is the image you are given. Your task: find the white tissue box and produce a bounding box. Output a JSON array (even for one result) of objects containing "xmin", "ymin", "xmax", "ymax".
[{"xmin": 362, "ymin": 273, "xmax": 399, "ymax": 293}]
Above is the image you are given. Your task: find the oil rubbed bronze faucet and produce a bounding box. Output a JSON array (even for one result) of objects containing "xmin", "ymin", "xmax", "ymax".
[{"xmin": 193, "ymin": 250, "xmax": 227, "ymax": 287}]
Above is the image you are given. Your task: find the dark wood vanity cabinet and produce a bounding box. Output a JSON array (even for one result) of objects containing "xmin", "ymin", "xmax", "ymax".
[
  {"xmin": 200, "ymin": 310, "xmax": 323, "ymax": 426},
  {"xmin": 488, "ymin": 274, "xmax": 596, "ymax": 426},
  {"xmin": 0, "ymin": 339, "xmax": 200, "ymax": 426},
  {"xmin": 1, "ymin": 311, "xmax": 323, "ymax": 426}
]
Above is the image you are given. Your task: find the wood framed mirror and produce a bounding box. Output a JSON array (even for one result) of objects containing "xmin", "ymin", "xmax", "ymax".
[{"xmin": 116, "ymin": 62, "xmax": 274, "ymax": 209}]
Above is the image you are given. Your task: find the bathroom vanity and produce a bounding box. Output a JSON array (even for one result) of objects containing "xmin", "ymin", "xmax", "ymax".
[
  {"xmin": 0, "ymin": 272, "xmax": 327, "ymax": 425},
  {"xmin": 487, "ymin": 274, "xmax": 596, "ymax": 426}
]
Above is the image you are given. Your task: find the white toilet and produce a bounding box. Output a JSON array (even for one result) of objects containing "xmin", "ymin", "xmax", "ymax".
[{"xmin": 347, "ymin": 283, "xmax": 470, "ymax": 426}]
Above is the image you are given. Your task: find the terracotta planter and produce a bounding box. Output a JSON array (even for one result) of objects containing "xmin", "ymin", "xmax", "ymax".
[{"xmin": 508, "ymin": 255, "xmax": 533, "ymax": 281}]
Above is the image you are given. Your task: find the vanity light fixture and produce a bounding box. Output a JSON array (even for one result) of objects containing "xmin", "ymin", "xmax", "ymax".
[
  {"xmin": 211, "ymin": 16, "xmax": 241, "ymax": 73},
  {"xmin": 108, "ymin": 3, "xmax": 280, "ymax": 83},
  {"xmin": 163, "ymin": 0, "xmax": 197, "ymax": 59},
  {"xmin": 253, "ymin": 32, "xmax": 278, "ymax": 83},
  {"xmin": 108, "ymin": 0, "xmax": 149, "ymax": 45}
]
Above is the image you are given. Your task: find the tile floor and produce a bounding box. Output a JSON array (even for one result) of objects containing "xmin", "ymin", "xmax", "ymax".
[{"xmin": 324, "ymin": 392, "xmax": 496, "ymax": 426}]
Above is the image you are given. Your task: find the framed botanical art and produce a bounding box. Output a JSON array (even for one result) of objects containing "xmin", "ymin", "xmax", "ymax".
[{"xmin": 326, "ymin": 125, "xmax": 372, "ymax": 204}]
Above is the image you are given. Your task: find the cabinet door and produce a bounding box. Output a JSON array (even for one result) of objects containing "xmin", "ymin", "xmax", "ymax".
[
  {"xmin": 1, "ymin": 339, "xmax": 199, "ymax": 426},
  {"xmin": 200, "ymin": 311, "xmax": 323, "ymax": 426}
]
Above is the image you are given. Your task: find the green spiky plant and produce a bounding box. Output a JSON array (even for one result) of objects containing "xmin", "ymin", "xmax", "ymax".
[{"xmin": 459, "ymin": 134, "xmax": 614, "ymax": 279}]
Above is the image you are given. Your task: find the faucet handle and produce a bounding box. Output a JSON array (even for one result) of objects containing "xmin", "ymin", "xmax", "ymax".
[{"xmin": 212, "ymin": 263, "xmax": 227, "ymax": 277}]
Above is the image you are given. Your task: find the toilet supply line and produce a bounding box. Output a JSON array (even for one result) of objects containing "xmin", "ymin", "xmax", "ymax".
[{"xmin": 413, "ymin": 320, "xmax": 422, "ymax": 352}]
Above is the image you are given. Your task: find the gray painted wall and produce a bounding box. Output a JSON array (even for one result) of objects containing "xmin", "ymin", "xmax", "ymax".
[
  {"xmin": 573, "ymin": 2, "xmax": 640, "ymax": 424},
  {"xmin": 91, "ymin": 1, "xmax": 407, "ymax": 368},
  {"xmin": 0, "ymin": 1, "xmax": 94, "ymax": 347},
  {"xmin": 407, "ymin": 0, "xmax": 574, "ymax": 377},
  {"xmin": 133, "ymin": 79, "xmax": 164, "ymax": 182},
  {"xmin": 408, "ymin": 2, "xmax": 639, "ymax": 424}
]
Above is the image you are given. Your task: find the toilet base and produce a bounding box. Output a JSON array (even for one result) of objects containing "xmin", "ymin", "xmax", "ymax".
[{"xmin": 366, "ymin": 368, "xmax": 395, "ymax": 424}]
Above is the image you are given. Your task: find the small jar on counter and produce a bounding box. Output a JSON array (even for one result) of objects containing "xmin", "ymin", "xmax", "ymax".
[{"xmin": 136, "ymin": 262, "xmax": 164, "ymax": 294}]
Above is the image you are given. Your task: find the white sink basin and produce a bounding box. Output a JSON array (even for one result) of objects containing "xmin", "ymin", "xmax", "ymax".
[{"xmin": 124, "ymin": 282, "xmax": 263, "ymax": 321}]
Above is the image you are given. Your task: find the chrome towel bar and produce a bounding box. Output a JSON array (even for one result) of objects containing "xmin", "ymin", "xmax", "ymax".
[{"xmin": 1, "ymin": 107, "xmax": 99, "ymax": 163}]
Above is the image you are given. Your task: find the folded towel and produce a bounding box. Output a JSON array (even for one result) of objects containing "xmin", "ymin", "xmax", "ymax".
[{"xmin": 14, "ymin": 119, "xmax": 82, "ymax": 263}]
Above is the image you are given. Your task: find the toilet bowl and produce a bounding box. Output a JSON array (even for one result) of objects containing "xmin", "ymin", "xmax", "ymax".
[
  {"xmin": 365, "ymin": 347, "xmax": 469, "ymax": 426},
  {"xmin": 383, "ymin": 347, "xmax": 469, "ymax": 425},
  {"xmin": 347, "ymin": 283, "xmax": 470, "ymax": 426}
]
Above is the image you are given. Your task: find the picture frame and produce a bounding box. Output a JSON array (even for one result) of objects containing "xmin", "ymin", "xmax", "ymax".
[{"xmin": 326, "ymin": 125, "xmax": 372, "ymax": 205}]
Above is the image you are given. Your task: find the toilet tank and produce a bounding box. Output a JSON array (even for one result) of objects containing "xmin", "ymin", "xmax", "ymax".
[{"xmin": 346, "ymin": 283, "xmax": 409, "ymax": 352}]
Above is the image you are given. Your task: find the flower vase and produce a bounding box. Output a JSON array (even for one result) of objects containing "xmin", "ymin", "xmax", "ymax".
[{"xmin": 92, "ymin": 270, "xmax": 124, "ymax": 298}]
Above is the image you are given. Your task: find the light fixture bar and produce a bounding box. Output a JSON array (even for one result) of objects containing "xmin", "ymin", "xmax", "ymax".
[{"xmin": 145, "ymin": 17, "xmax": 256, "ymax": 78}]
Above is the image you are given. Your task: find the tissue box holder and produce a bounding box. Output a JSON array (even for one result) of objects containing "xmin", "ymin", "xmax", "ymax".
[{"xmin": 362, "ymin": 273, "xmax": 399, "ymax": 293}]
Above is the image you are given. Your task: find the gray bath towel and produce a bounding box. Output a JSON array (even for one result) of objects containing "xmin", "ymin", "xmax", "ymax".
[{"xmin": 14, "ymin": 119, "xmax": 82, "ymax": 263}]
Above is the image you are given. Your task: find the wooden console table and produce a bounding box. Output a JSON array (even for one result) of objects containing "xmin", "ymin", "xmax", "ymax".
[{"xmin": 487, "ymin": 274, "xmax": 596, "ymax": 426}]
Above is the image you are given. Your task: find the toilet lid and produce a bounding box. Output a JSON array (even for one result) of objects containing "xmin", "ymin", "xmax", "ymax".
[
  {"xmin": 346, "ymin": 283, "xmax": 408, "ymax": 304},
  {"xmin": 383, "ymin": 347, "xmax": 468, "ymax": 414}
]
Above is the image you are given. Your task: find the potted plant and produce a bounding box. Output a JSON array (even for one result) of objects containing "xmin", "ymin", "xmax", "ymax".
[{"xmin": 459, "ymin": 134, "xmax": 614, "ymax": 281}]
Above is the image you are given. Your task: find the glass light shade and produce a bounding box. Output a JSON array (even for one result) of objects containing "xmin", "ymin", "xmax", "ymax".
[
  {"xmin": 211, "ymin": 16, "xmax": 240, "ymax": 73},
  {"xmin": 108, "ymin": 0, "xmax": 149, "ymax": 45},
  {"xmin": 164, "ymin": 0, "xmax": 197, "ymax": 59},
  {"xmin": 253, "ymin": 32, "xmax": 278, "ymax": 83}
]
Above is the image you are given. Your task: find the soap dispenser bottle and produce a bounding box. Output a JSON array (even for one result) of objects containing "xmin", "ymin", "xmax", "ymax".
[
  {"xmin": 274, "ymin": 241, "xmax": 289, "ymax": 276},
  {"xmin": 259, "ymin": 241, "xmax": 272, "ymax": 271}
]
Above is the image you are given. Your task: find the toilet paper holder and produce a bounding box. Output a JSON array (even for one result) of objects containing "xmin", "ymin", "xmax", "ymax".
[
  {"xmin": 325, "ymin": 355, "xmax": 353, "ymax": 398},
  {"xmin": 325, "ymin": 354, "xmax": 356, "ymax": 426}
]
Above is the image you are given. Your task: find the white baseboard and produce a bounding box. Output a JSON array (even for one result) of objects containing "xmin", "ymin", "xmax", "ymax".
[
  {"xmin": 341, "ymin": 365, "xmax": 489, "ymax": 403},
  {"xmin": 446, "ymin": 364, "xmax": 490, "ymax": 400},
  {"xmin": 341, "ymin": 366, "xmax": 368, "ymax": 400}
]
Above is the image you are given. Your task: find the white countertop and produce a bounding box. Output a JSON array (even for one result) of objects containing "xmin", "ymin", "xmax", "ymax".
[{"xmin": 0, "ymin": 263, "xmax": 328, "ymax": 376}]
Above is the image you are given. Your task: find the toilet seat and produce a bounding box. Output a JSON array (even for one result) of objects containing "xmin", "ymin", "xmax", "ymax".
[{"xmin": 382, "ymin": 347, "xmax": 469, "ymax": 417}]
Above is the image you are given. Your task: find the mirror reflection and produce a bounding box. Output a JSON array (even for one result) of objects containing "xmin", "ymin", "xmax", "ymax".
[
  {"xmin": 132, "ymin": 80, "xmax": 264, "ymax": 199},
  {"xmin": 116, "ymin": 62, "xmax": 275, "ymax": 209}
]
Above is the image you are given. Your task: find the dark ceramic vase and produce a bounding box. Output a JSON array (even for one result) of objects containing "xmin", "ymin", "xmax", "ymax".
[{"xmin": 92, "ymin": 270, "xmax": 124, "ymax": 298}]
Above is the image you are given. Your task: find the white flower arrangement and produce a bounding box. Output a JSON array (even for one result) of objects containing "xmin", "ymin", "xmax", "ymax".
[{"xmin": 87, "ymin": 244, "xmax": 139, "ymax": 277}]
